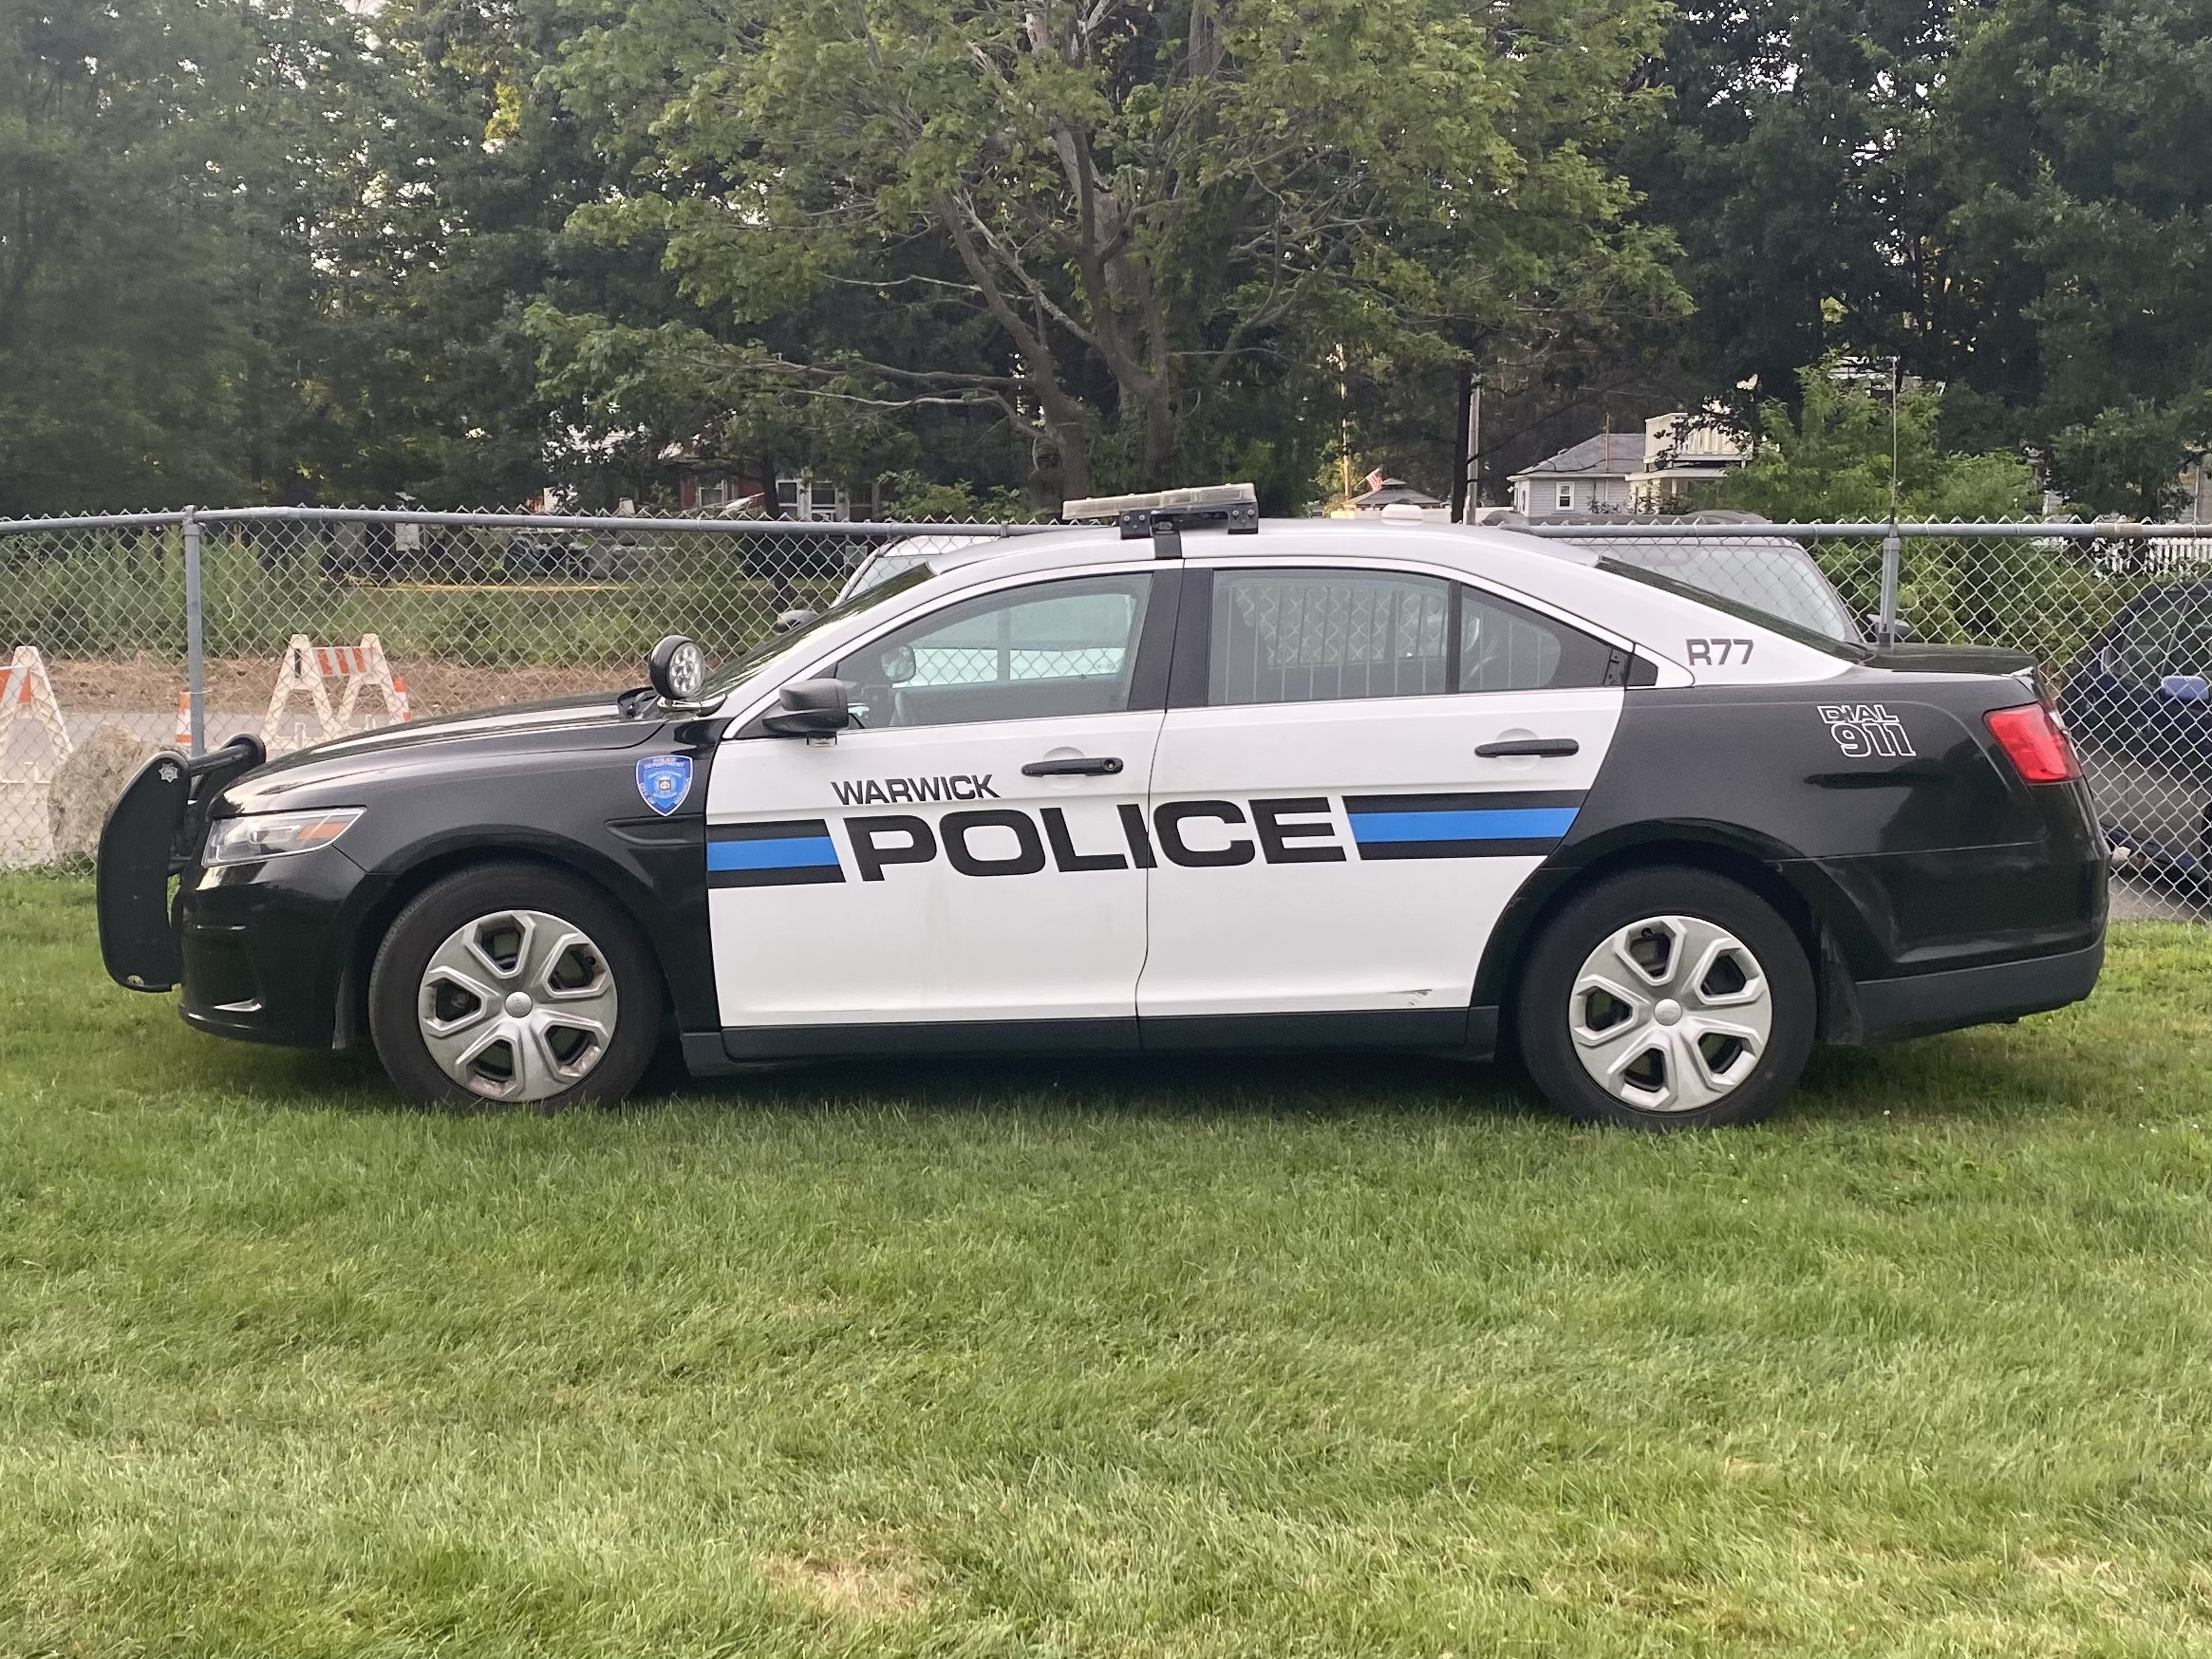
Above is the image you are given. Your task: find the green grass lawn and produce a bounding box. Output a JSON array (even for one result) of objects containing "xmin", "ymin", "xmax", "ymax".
[{"xmin": 4, "ymin": 870, "xmax": 2212, "ymax": 1657}]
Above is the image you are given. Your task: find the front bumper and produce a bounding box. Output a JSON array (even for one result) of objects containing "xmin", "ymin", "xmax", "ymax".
[
  {"xmin": 1852, "ymin": 939, "xmax": 2105, "ymax": 1045},
  {"xmin": 175, "ymin": 848, "xmax": 365, "ymax": 1047}
]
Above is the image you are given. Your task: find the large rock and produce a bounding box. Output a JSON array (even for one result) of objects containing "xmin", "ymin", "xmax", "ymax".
[{"xmin": 50, "ymin": 724, "xmax": 161, "ymax": 860}]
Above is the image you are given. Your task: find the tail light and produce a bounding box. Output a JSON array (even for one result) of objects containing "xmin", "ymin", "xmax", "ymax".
[{"xmin": 1984, "ymin": 702, "xmax": 2081, "ymax": 784}]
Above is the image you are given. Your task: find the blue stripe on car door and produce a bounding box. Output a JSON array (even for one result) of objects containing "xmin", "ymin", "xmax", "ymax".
[
  {"xmin": 706, "ymin": 835, "xmax": 841, "ymax": 871},
  {"xmin": 1347, "ymin": 807, "xmax": 1580, "ymax": 845}
]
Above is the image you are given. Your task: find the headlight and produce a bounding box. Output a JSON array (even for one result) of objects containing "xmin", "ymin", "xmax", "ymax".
[{"xmin": 202, "ymin": 809, "xmax": 363, "ymax": 866}]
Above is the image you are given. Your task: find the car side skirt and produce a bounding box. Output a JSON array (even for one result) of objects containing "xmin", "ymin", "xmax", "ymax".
[{"xmin": 690, "ymin": 1005, "xmax": 1498, "ymax": 1072}]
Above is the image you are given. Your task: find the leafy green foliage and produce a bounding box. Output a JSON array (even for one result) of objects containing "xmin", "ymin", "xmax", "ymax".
[
  {"xmin": 1635, "ymin": 0, "xmax": 2212, "ymax": 519},
  {"xmin": 878, "ymin": 474, "xmax": 1042, "ymax": 524},
  {"xmin": 1717, "ymin": 360, "xmax": 2040, "ymax": 522},
  {"xmin": 540, "ymin": 0, "xmax": 1681, "ymax": 504},
  {"xmin": 0, "ymin": 0, "xmax": 367, "ymax": 511},
  {"xmin": 3, "ymin": 0, "xmax": 2207, "ymax": 518}
]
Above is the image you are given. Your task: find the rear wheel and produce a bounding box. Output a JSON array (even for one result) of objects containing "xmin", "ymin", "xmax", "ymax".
[
  {"xmin": 1515, "ymin": 867, "xmax": 1815, "ymax": 1129},
  {"xmin": 367, "ymin": 863, "xmax": 661, "ymax": 1110}
]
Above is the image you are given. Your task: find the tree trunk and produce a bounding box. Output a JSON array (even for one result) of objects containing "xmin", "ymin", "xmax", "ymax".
[
  {"xmin": 1140, "ymin": 381, "xmax": 1176, "ymax": 486},
  {"xmin": 1042, "ymin": 398, "xmax": 1091, "ymax": 501}
]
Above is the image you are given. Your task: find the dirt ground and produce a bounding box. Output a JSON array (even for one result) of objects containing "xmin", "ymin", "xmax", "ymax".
[{"xmin": 45, "ymin": 657, "xmax": 625, "ymax": 718}]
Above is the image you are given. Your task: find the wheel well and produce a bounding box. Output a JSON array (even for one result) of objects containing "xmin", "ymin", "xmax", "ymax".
[
  {"xmin": 332, "ymin": 848, "xmax": 671, "ymax": 1050},
  {"xmin": 1481, "ymin": 838, "xmax": 1825, "ymax": 1053}
]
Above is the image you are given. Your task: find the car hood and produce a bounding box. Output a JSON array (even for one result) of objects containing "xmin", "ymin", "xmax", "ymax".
[{"xmin": 218, "ymin": 692, "xmax": 672, "ymax": 814}]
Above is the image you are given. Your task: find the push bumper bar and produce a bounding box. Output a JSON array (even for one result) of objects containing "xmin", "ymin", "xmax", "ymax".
[{"xmin": 95, "ymin": 736, "xmax": 264, "ymax": 992}]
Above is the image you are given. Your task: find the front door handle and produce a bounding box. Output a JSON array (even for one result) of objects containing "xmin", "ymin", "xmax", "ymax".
[
  {"xmin": 1475, "ymin": 737, "xmax": 1580, "ymax": 758},
  {"xmin": 1021, "ymin": 755, "xmax": 1125, "ymax": 777}
]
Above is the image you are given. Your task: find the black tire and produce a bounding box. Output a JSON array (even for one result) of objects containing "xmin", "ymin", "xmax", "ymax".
[
  {"xmin": 366, "ymin": 862, "xmax": 662, "ymax": 1110},
  {"xmin": 1513, "ymin": 866, "xmax": 1815, "ymax": 1129}
]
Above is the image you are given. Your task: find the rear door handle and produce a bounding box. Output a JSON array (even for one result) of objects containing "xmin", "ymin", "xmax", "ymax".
[
  {"xmin": 1021, "ymin": 755, "xmax": 1125, "ymax": 777},
  {"xmin": 1475, "ymin": 737, "xmax": 1580, "ymax": 758}
]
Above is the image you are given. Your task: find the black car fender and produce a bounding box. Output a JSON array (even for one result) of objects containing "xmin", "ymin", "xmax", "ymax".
[
  {"xmin": 325, "ymin": 817, "xmax": 713, "ymax": 1050},
  {"xmin": 1468, "ymin": 817, "xmax": 1846, "ymax": 1046}
]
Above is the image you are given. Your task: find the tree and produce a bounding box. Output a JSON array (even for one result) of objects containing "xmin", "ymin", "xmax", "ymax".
[
  {"xmin": 0, "ymin": 0, "xmax": 417, "ymax": 513},
  {"xmin": 1931, "ymin": 0, "xmax": 2212, "ymax": 513},
  {"xmin": 1618, "ymin": 0, "xmax": 1955, "ymax": 398},
  {"xmin": 1629, "ymin": 0, "xmax": 2212, "ymax": 519},
  {"xmin": 1716, "ymin": 358, "xmax": 2038, "ymax": 522},
  {"xmin": 541, "ymin": 0, "xmax": 1681, "ymax": 505}
]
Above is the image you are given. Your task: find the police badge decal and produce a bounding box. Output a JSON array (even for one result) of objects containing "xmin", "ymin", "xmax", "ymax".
[{"xmin": 636, "ymin": 755, "xmax": 695, "ymax": 816}]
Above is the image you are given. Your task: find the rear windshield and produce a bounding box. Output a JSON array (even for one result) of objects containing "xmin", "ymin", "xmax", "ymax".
[
  {"xmin": 1597, "ymin": 556, "xmax": 1873, "ymax": 662},
  {"xmin": 1580, "ymin": 537, "xmax": 1863, "ymax": 645}
]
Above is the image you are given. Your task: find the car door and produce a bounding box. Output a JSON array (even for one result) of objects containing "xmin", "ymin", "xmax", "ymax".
[
  {"xmin": 706, "ymin": 569, "xmax": 1174, "ymax": 1048},
  {"xmin": 1136, "ymin": 561, "xmax": 1627, "ymax": 1035}
]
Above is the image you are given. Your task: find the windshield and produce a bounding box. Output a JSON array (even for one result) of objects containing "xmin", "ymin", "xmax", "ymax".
[
  {"xmin": 2106, "ymin": 585, "xmax": 2212, "ymax": 683},
  {"xmin": 701, "ymin": 563, "xmax": 935, "ymax": 697},
  {"xmin": 845, "ymin": 550, "xmax": 935, "ymax": 600},
  {"xmin": 1579, "ymin": 536, "xmax": 1862, "ymax": 643}
]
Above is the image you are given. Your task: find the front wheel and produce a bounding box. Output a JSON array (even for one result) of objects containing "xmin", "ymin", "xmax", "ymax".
[
  {"xmin": 367, "ymin": 863, "xmax": 662, "ymax": 1109},
  {"xmin": 1514, "ymin": 867, "xmax": 1815, "ymax": 1129}
]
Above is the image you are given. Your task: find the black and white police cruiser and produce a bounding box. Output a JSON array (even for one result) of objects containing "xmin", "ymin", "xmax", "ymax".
[{"xmin": 95, "ymin": 485, "xmax": 2107, "ymax": 1128}]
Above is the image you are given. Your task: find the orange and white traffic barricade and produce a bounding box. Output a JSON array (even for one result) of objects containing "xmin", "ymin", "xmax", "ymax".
[
  {"xmin": 262, "ymin": 633, "xmax": 410, "ymax": 753},
  {"xmin": 0, "ymin": 645, "xmax": 72, "ymax": 785}
]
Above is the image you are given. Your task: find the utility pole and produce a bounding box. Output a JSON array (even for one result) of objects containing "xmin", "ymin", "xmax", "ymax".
[
  {"xmin": 1882, "ymin": 356, "xmax": 1903, "ymax": 647},
  {"xmin": 1463, "ymin": 372, "xmax": 1484, "ymax": 520}
]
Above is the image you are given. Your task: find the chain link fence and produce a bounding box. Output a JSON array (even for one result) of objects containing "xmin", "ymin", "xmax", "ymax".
[
  {"xmin": 1, "ymin": 508, "xmax": 1036, "ymax": 866},
  {"xmin": 3, "ymin": 507, "xmax": 2205, "ymax": 920}
]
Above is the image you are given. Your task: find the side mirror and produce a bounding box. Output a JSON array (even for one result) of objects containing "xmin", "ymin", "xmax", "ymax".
[
  {"xmin": 761, "ymin": 678, "xmax": 851, "ymax": 736},
  {"xmin": 648, "ymin": 634, "xmax": 707, "ymax": 702},
  {"xmin": 773, "ymin": 608, "xmax": 818, "ymax": 635}
]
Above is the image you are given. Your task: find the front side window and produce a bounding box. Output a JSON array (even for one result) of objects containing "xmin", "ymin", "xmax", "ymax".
[
  {"xmin": 836, "ymin": 573, "xmax": 1151, "ymax": 729},
  {"xmin": 1209, "ymin": 568, "xmax": 1621, "ymax": 706}
]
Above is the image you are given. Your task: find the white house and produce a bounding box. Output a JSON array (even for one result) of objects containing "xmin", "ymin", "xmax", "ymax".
[{"xmin": 1628, "ymin": 411, "xmax": 1751, "ymax": 509}]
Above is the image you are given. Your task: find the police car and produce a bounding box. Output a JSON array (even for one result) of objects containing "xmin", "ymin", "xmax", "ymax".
[{"xmin": 95, "ymin": 486, "xmax": 2107, "ymax": 1128}]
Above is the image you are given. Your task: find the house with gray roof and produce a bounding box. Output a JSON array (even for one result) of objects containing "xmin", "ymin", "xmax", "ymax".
[
  {"xmin": 1509, "ymin": 433, "xmax": 1645, "ymax": 514},
  {"xmin": 1509, "ymin": 414, "xmax": 1752, "ymax": 515}
]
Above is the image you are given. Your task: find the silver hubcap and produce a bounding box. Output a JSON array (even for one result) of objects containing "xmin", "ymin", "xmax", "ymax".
[
  {"xmin": 417, "ymin": 908, "xmax": 618, "ymax": 1102},
  {"xmin": 1567, "ymin": 915, "xmax": 1771, "ymax": 1113}
]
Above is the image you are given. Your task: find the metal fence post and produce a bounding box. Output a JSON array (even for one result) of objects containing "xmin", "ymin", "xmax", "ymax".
[
  {"xmin": 182, "ymin": 508, "xmax": 205, "ymax": 755},
  {"xmin": 1877, "ymin": 524, "xmax": 1902, "ymax": 646}
]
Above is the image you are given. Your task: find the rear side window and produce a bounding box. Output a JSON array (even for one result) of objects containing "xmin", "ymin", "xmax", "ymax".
[
  {"xmin": 1461, "ymin": 589, "xmax": 1613, "ymax": 691},
  {"xmin": 1208, "ymin": 568, "xmax": 1622, "ymax": 706},
  {"xmin": 1210, "ymin": 569, "xmax": 1449, "ymax": 704}
]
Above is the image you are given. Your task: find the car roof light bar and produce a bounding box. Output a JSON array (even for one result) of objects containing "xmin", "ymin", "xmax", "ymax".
[
  {"xmin": 1059, "ymin": 483, "xmax": 1260, "ymax": 554},
  {"xmin": 1062, "ymin": 482, "xmax": 1257, "ymax": 520}
]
